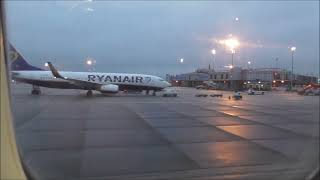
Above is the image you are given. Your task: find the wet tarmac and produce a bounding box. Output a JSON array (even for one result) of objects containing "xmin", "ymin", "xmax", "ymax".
[{"xmin": 10, "ymin": 84, "xmax": 319, "ymax": 180}]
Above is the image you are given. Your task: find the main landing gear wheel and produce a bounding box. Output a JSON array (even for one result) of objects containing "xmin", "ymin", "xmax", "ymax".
[
  {"xmin": 152, "ymin": 91, "xmax": 156, "ymax": 96},
  {"xmin": 31, "ymin": 85, "xmax": 41, "ymax": 95},
  {"xmin": 31, "ymin": 89, "xmax": 41, "ymax": 95},
  {"xmin": 86, "ymin": 90, "xmax": 93, "ymax": 97},
  {"xmin": 146, "ymin": 90, "xmax": 150, "ymax": 95}
]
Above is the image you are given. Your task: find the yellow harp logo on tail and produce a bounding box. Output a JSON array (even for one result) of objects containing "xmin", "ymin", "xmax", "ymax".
[{"xmin": 9, "ymin": 51, "xmax": 19, "ymax": 62}]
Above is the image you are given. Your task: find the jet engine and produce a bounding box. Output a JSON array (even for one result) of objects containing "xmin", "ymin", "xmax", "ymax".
[{"xmin": 99, "ymin": 84, "xmax": 119, "ymax": 93}]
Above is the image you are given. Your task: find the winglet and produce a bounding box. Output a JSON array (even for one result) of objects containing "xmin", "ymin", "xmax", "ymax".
[{"xmin": 47, "ymin": 62, "xmax": 64, "ymax": 79}]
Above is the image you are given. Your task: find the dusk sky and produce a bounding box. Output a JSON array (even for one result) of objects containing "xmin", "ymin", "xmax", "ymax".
[{"xmin": 5, "ymin": 1, "xmax": 319, "ymax": 77}]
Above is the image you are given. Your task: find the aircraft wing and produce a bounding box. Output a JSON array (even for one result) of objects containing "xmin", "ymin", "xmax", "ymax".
[
  {"xmin": 47, "ymin": 62, "xmax": 102, "ymax": 90},
  {"xmin": 64, "ymin": 78, "xmax": 102, "ymax": 90}
]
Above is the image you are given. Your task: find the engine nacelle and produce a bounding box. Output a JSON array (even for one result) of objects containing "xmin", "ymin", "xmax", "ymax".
[{"xmin": 99, "ymin": 84, "xmax": 119, "ymax": 93}]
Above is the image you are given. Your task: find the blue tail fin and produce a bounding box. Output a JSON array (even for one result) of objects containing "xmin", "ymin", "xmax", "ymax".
[{"xmin": 9, "ymin": 44, "xmax": 43, "ymax": 71}]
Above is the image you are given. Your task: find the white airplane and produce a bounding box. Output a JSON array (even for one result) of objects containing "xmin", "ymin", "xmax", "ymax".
[{"xmin": 9, "ymin": 44, "xmax": 171, "ymax": 96}]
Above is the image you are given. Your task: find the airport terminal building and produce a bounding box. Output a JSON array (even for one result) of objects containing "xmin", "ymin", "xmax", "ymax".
[{"xmin": 167, "ymin": 67, "xmax": 317, "ymax": 90}]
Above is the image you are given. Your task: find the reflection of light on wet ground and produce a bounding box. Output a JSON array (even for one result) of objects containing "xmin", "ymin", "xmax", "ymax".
[{"xmin": 215, "ymin": 149, "xmax": 243, "ymax": 164}]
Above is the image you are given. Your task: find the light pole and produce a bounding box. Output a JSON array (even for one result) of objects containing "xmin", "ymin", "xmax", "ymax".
[
  {"xmin": 86, "ymin": 58, "xmax": 95, "ymax": 72},
  {"xmin": 86, "ymin": 59, "xmax": 93, "ymax": 65},
  {"xmin": 231, "ymin": 49, "xmax": 235, "ymax": 67},
  {"xmin": 179, "ymin": 58, "xmax": 184, "ymax": 74},
  {"xmin": 290, "ymin": 47, "xmax": 296, "ymax": 90},
  {"xmin": 230, "ymin": 49, "xmax": 236, "ymax": 89},
  {"xmin": 247, "ymin": 61, "xmax": 251, "ymax": 69},
  {"xmin": 224, "ymin": 37, "xmax": 239, "ymax": 67},
  {"xmin": 211, "ymin": 49, "xmax": 216, "ymax": 70},
  {"xmin": 224, "ymin": 37, "xmax": 239, "ymax": 90}
]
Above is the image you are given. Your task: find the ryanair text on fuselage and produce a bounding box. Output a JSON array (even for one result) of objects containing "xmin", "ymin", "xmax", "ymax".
[{"xmin": 87, "ymin": 74, "xmax": 150, "ymax": 83}]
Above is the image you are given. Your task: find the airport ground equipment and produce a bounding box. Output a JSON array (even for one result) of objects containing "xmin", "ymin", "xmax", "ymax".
[
  {"xmin": 210, "ymin": 94, "xmax": 223, "ymax": 97},
  {"xmin": 195, "ymin": 94, "xmax": 208, "ymax": 97}
]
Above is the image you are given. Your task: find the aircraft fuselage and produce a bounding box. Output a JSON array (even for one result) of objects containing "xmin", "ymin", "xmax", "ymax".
[{"xmin": 12, "ymin": 71, "xmax": 170, "ymax": 91}]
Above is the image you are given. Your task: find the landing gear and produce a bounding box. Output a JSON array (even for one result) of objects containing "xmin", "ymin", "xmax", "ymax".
[
  {"xmin": 86, "ymin": 90, "xmax": 93, "ymax": 97},
  {"xmin": 31, "ymin": 89, "xmax": 41, "ymax": 95},
  {"xmin": 145, "ymin": 90, "xmax": 156, "ymax": 96},
  {"xmin": 31, "ymin": 85, "xmax": 41, "ymax": 95}
]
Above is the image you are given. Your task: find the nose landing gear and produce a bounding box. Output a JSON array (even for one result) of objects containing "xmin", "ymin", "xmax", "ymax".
[
  {"xmin": 86, "ymin": 90, "xmax": 93, "ymax": 97},
  {"xmin": 31, "ymin": 85, "xmax": 41, "ymax": 95}
]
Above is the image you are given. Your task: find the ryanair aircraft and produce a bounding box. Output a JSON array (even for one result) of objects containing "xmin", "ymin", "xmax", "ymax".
[{"xmin": 9, "ymin": 44, "xmax": 171, "ymax": 96}]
